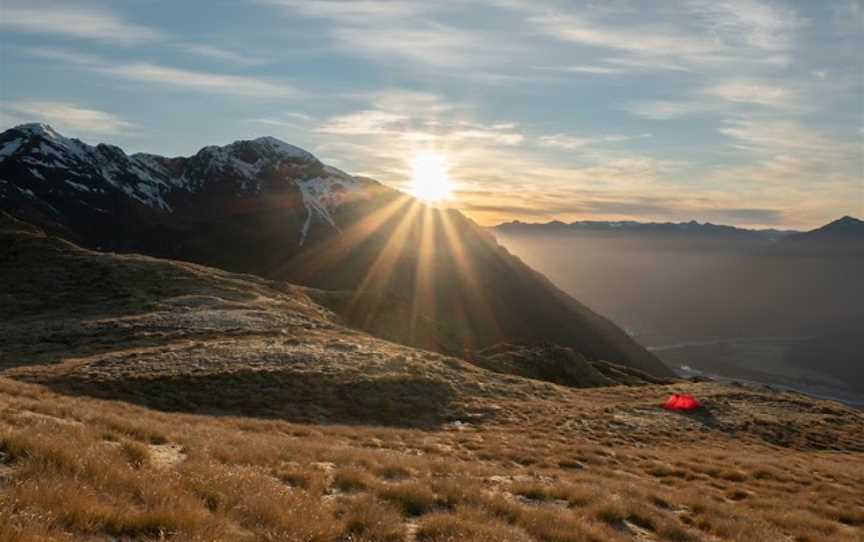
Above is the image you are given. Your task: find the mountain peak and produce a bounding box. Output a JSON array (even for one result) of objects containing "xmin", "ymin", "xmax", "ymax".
[
  {"xmin": 816, "ymin": 215, "xmax": 863, "ymax": 233},
  {"xmin": 780, "ymin": 215, "xmax": 864, "ymax": 249},
  {"xmin": 249, "ymin": 135, "xmax": 317, "ymax": 161},
  {"xmin": 192, "ymin": 135, "xmax": 318, "ymax": 166},
  {"xmin": 11, "ymin": 122, "xmax": 63, "ymax": 139},
  {"xmin": 833, "ymin": 215, "xmax": 862, "ymax": 226}
]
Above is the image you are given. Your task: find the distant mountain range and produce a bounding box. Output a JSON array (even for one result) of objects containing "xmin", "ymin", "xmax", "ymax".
[
  {"xmin": 0, "ymin": 123, "xmax": 671, "ymax": 377},
  {"xmin": 495, "ymin": 219, "xmax": 799, "ymax": 241}
]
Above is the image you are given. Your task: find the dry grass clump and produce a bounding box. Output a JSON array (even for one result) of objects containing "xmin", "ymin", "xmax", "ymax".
[
  {"xmin": 338, "ymin": 495, "xmax": 405, "ymax": 541},
  {"xmin": 273, "ymin": 463, "xmax": 327, "ymax": 494},
  {"xmin": 375, "ymin": 480, "xmax": 439, "ymax": 516},
  {"xmin": 371, "ymin": 462, "xmax": 413, "ymax": 481},
  {"xmin": 334, "ymin": 466, "xmax": 376, "ymax": 492},
  {"xmin": 512, "ymin": 506, "xmax": 628, "ymax": 542},
  {"xmin": 509, "ymin": 480, "xmax": 597, "ymax": 507},
  {"xmin": 417, "ymin": 508, "xmax": 533, "ymax": 541},
  {"xmin": 119, "ymin": 440, "xmax": 151, "ymax": 468}
]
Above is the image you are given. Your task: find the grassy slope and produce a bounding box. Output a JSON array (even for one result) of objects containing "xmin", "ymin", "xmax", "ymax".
[{"xmin": 1, "ymin": 214, "xmax": 863, "ymax": 541}]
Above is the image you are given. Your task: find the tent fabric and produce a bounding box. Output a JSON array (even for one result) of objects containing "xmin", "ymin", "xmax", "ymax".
[{"xmin": 663, "ymin": 393, "xmax": 702, "ymax": 411}]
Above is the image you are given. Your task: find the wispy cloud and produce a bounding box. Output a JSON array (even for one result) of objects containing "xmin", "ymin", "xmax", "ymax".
[
  {"xmin": 260, "ymin": 1, "xmax": 522, "ymax": 70},
  {"xmin": 257, "ymin": 0, "xmax": 428, "ymax": 22},
  {"xmin": 28, "ymin": 47, "xmax": 104, "ymax": 67},
  {"xmin": 317, "ymin": 110, "xmax": 410, "ymax": 136},
  {"xmin": 316, "ymin": 108, "xmax": 524, "ymax": 145},
  {"xmin": 0, "ymin": 4, "xmax": 162, "ymax": 44},
  {"xmin": 624, "ymin": 100, "xmax": 718, "ymax": 120},
  {"xmin": 329, "ymin": 24, "xmax": 502, "ymax": 68},
  {"xmin": 530, "ymin": 13, "xmax": 716, "ymax": 60},
  {"xmin": 2, "ymin": 101, "xmax": 136, "ymax": 136},
  {"xmin": 686, "ymin": 0, "xmax": 804, "ymax": 52},
  {"xmin": 718, "ymin": 118, "xmax": 843, "ymax": 156},
  {"xmin": 5, "ymin": 3, "xmax": 265, "ymax": 68},
  {"xmin": 534, "ymin": 65, "xmax": 627, "ymax": 76},
  {"xmin": 28, "ymin": 49, "xmax": 298, "ymax": 98},
  {"xmin": 249, "ymin": 112, "xmax": 314, "ymax": 128},
  {"xmin": 701, "ymin": 79, "xmax": 801, "ymax": 109},
  {"xmin": 539, "ymin": 133, "xmax": 651, "ymax": 150},
  {"xmin": 702, "ymin": 117, "xmax": 861, "ymax": 226},
  {"xmin": 625, "ymin": 78, "xmax": 803, "ymax": 120},
  {"xmin": 104, "ymin": 63, "xmax": 298, "ymax": 98},
  {"xmin": 349, "ymin": 89, "xmax": 454, "ymax": 115},
  {"xmin": 517, "ymin": 0, "xmax": 802, "ymax": 73},
  {"xmin": 176, "ymin": 44, "xmax": 264, "ymax": 66}
]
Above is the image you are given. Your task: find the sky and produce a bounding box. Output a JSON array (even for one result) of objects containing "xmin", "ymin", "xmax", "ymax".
[{"xmin": 1, "ymin": 0, "xmax": 862, "ymax": 229}]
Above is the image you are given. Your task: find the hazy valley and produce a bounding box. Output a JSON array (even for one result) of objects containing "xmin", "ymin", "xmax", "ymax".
[{"xmin": 493, "ymin": 218, "xmax": 864, "ymax": 406}]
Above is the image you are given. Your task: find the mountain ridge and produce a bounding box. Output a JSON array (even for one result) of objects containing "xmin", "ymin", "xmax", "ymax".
[
  {"xmin": 494, "ymin": 219, "xmax": 799, "ymax": 241},
  {"xmin": 0, "ymin": 124, "xmax": 672, "ymax": 377}
]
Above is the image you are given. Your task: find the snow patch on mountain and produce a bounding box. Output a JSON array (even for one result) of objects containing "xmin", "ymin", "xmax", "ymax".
[
  {"xmin": 296, "ymin": 168, "xmax": 364, "ymax": 245},
  {"xmin": 0, "ymin": 138, "xmax": 24, "ymax": 160},
  {"xmin": 65, "ymin": 180, "xmax": 93, "ymax": 192},
  {"xmin": 252, "ymin": 136, "xmax": 316, "ymax": 161}
]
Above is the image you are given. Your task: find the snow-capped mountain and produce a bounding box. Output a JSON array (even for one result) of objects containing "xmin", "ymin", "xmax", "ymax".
[
  {"xmin": 0, "ymin": 123, "xmax": 368, "ymax": 245},
  {"xmin": 0, "ymin": 123, "xmax": 673, "ymax": 378}
]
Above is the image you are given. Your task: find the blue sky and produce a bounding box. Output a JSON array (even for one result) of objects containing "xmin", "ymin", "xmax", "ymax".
[{"xmin": 1, "ymin": 0, "xmax": 862, "ymax": 228}]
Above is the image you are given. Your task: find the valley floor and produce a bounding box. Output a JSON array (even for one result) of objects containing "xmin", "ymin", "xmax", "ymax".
[
  {"xmin": 650, "ymin": 336, "xmax": 864, "ymax": 408},
  {"xmin": 1, "ymin": 376, "xmax": 862, "ymax": 542}
]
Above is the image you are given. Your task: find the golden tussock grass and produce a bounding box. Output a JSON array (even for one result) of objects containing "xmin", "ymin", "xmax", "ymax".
[{"xmin": 0, "ymin": 377, "xmax": 862, "ymax": 541}]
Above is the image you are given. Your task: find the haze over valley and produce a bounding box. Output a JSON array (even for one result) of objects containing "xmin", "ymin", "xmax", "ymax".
[{"xmin": 494, "ymin": 217, "xmax": 864, "ymax": 404}]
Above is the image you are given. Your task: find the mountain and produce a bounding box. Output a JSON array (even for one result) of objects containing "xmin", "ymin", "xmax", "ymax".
[
  {"xmin": 785, "ymin": 215, "xmax": 864, "ymax": 241},
  {"xmin": 3, "ymin": 211, "xmax": 863, "ymax": 542},
  {"xmin": 779, "ymin": 216, "xmax": 864, "ymax": 255},
  {"xmin": 496, "ymin": 219, "xmax": 797, "ymax": 242},
  {"xmin": 0, "ymin": 124, "xmax": 671, "ymax": 377},
  {"xmin": 0, "ymin": 123, "xmax": 368, "ymax": 250}
]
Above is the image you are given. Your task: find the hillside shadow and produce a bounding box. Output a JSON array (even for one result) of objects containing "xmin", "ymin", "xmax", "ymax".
[{"xmin": 26, "ymin": 370, "xmax": 458, "ymax": 429}]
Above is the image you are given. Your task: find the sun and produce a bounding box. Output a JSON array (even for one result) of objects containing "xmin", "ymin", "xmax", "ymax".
[{"xmin": 409, "ymin": 151, "xmax": 453, "ymax": 202}]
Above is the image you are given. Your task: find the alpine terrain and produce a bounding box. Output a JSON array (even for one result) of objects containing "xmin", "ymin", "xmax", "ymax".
[{"xmin": 0, "ymin": 124, "xmax": 669, "ymax": 377}]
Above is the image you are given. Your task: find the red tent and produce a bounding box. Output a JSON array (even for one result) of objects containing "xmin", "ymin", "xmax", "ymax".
[{"xmin": 663, "ymin": 393, "xmax": 702, "ymax": 411}]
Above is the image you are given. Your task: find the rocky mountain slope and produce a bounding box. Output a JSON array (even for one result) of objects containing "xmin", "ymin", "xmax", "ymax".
[{"xmin": 0, "ymin": 124, "xmax": 670, "ymax": 377}]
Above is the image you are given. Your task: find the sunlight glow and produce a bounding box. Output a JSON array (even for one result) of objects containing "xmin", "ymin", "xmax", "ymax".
[{"xmin": 409, "ymin": 151, "xmax": 453, "ymax": 202}]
